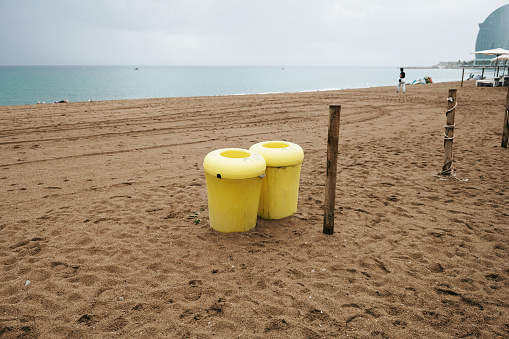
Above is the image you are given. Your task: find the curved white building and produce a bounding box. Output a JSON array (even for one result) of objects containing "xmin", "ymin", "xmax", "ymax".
[{"xmin": 475, "ymin": 4, "xmax": 509, "ymax": 61}]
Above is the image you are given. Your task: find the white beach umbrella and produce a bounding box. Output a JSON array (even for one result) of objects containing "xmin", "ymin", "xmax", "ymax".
[
  {"xmin": 473, "ymin": 48, "xmax": 509, "ymax": 76},
  {"xmin": 491, "ymin": 54, "xmax": 509, "ymax": 61},
  {"xmin": 491, "ymin": 54, "xmax": 509, "ymax": 77},
  {"xmin": 473, "ymin": 47, "xmax": 509, "ymax": 56}
]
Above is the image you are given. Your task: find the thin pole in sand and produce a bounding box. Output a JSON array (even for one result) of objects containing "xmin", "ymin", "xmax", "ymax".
[
  {"xmin": 323, "ymin": 105, "xmax": 341, "ymax": 235},
  {"xmin": 440, "ymin": 89, "xmax": 457, "ymax": 176},
  {"xmin": 502, "ymin": 85, "xmax": 509, "ymax": 148},
  {"xmin": 461, "ymin": 68, "xmax": 465, "ymax": 87}
]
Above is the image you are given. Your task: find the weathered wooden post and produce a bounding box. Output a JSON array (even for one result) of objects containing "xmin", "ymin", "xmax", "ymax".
[
  {"xmin": 502, "ymin": 85, "xmax": 509, "ymax": 148},
  {"xmin": 440, "ymin": 89, "xmax": 457, "ymax": 175},
  {"xmin": 461, "ymin": 68, "xmax": 465, "ymax": 87},
  {"xmin": 323, "ymin": 105, "xmax": 341, "ymax": 235}
]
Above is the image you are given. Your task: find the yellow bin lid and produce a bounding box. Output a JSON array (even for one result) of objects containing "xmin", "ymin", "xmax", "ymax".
[
  {"xmin": 249, "ymin": 141, "xmax": 304, "ymax": 167},
  {"xmin": 203, "ymin": 148, "xmax": 266, "ymax": 179}
]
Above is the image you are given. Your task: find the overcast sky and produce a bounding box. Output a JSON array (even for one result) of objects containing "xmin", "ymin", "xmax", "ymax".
[{"xmin": 1, "ymin": 0, "xmax": 507, "ymax": 66}]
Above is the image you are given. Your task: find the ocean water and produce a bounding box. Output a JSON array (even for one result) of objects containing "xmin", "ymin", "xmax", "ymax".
[{"xmin": 0, "ymin": 66, "xmax": 473, "ymax": 106}]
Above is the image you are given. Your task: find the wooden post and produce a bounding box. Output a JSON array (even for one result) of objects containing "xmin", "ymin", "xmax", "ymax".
[
  {"xmin": 441, "ymin": 89, "xmax": 457, "ymax": 175},
  {"xmin": 502, "ymin": 85, "xmax": 509, "ymax": 148},
  {"xmin": 481, "ymin": 68, "xmax": 485, "ymax": 79},
  {"xmin": 323, "ymin": 105, "xmax": 341, "ymax": 235},
  {"xmin": 461, "ymin": 68, "xmax": 464, "ymax": 87}
]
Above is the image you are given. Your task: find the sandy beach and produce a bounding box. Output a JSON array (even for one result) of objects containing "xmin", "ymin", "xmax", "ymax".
[{"xmin": 1, "ymin": 81, "xmax": 508, "ymax": 338}]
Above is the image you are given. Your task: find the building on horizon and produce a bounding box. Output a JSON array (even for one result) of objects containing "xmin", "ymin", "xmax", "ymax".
[{"xmin": 475, "ymin": 4, "xmax": 509, "ymax": 64}]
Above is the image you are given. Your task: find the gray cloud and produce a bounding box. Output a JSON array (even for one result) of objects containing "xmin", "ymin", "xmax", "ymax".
[{"xmin": 1, "ymin": 0, "xmax": 507, "ymax": 66}]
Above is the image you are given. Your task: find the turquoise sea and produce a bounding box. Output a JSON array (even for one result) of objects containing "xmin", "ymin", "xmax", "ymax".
[{"xmin": 0, "ymin": 66, "xmax": 476, "ymax": 106}]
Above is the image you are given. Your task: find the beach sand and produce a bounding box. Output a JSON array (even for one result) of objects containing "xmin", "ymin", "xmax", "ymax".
[{"xmin": 1, "ymin": 81, "xmax": 508, "ymax": 338}]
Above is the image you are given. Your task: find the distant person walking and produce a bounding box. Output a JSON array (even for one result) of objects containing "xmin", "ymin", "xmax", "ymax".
[{"xmin": 395, "ymin": 68, "xmax": 405, "ymax": 94}]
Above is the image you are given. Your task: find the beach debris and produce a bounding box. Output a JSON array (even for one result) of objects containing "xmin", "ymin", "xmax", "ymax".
[
  {"xmin": 188, "ymin": 211, "xmax": 201, "ymax": 224},
  {"xmin": 187, "ymin": 208, "xmax": 204, "ymax": 225},
  {"xmin": 118, "ymin": 297, "xmax": 125, "ymax": 301},
  {"xmin": 25, "ymin": 280, "xmax": 31, "ymax": 286}
]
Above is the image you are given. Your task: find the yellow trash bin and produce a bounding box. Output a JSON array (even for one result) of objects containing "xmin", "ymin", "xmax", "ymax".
[
  {"xmin": 203, "ymin": 148, "xmax": 266, "ymax": 232},
  {"xmin": 249, "ymin": 141, "xmax": 304, "ymax": 219}
]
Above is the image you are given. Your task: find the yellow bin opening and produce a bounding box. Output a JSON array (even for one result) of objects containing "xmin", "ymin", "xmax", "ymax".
[
  {"xmin": 249, "ymin": 141, "xmax": 304, "ymax": 219},
  {"xmin": 203, "ymin": 148, "xmax": 266, "ymax": 232}
]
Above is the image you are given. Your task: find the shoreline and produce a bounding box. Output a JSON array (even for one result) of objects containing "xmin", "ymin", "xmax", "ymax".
[{"xmin": 0, "ymin": 80, "xmax": 470, "ymax": 108}]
